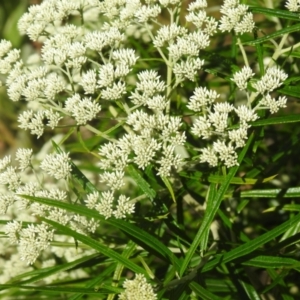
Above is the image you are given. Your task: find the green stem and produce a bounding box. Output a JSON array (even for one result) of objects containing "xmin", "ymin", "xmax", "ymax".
[
  {"xmin": 85, "ymin": 124, "xmax": 116, "ymax": 141},
  {"xmin": 237, "ymin": 37, "xmax": 249, "ymax": 67}
]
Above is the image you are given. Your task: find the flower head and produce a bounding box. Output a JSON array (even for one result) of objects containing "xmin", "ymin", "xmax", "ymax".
[
  {"xmin": 119, "ymin": 274, "xmax": 157, "ymax": 300},
  {"xmin": 40, "ymin": 152, "xmax": 72, "ymax": 180}
]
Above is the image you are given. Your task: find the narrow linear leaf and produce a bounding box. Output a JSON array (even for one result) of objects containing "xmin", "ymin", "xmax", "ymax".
[
  {"xmin": 288, "ymin": 51, "xmax": 300, "ymax": 58},
  {"xmin": 43, "ymin": 218, "xmax": 147, "ymax": 276},
  {"xmin": 242, "ymin": 255, "xmax": 300, "ymax": 268},
  {"xmin": 127, "ymin": 164, "xmax": 156, "ymax": 200},
  {"xmin": 189, "ymin": 282, "xmax": 223, "ymax": 300},
  {"xmin": 68, "ymin": 264, "xmax": 117, "ymax": 300},
  {"xmin": 201, "ymin": 213, "xmax": 300, "ymax": 272},
  {"xmin": 282, "ymin": 204, "xmax": 300, "ymax": 211},
  {"xmin": 205, "ymin": 279, "xmax": 236, "ymax": 293},
  {"xmin": 263, "ymin": 269, "xmax": 294, "ymax": 299},
  {"xmin": 200, "ymin": 183, "xmax": 217, "ymax": 252},
  {"xmin": 255, "ymin": 44, "xmax": 264, "ymax": 76},
  {"xmin": 179, "ymin": 132, "xmax": 255, "ymax": 277},
  {"xmin": 0, "ymin": 284, "xmax": 123, "ymax": 294},
  {"xmin": 8, "ymin": 253, "xmax": 100, "ymax": 285},
  {"xmin": 241, "ymin": 187, "xmax": 300, "ymax": 198},
  {"xmin": 249, "ymin": 7, "xmax": 300, "ymax": 21},
  {"xmin": 180, "ymin": 172, "xmax": 276, "ymax": 185},
  {"xmin": 21, "ymin": 195, "xmax": 180, "ymax": 272},
  {"xmin": 244, "ymin": 23, "xmax": 300, "ymax": 45},
  {"xmin": 240, "ymin": 280, "xmax": 261, "ymax": 300},
  {"xmin": 108, "ymin": 218, "xmax": 181, "ymax": 271},
  {"xmin": 162, "ymin": 176, "xmax": 176, "ymax": 202},
  {"xmin": 52, "ymin": 141, "xmax": 98, "ymax": 194},
  {"xmin": 278, "ymin": 86, "xmax": 300, "ymax": 98},
  {"xmin": 208, "ymin": 174, "xmax": 276, "ymax": 185},
  {"xmin": 250, "ymin": 114, "xmax": 300, "ymax": 126}
]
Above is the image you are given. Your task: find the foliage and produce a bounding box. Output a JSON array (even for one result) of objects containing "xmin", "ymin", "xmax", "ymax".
[{"xmin": 1, "ymin": 0, "xmax": 300, "ymax": 299}]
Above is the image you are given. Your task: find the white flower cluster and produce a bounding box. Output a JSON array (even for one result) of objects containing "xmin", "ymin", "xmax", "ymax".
[
  {"xmin": 1, "ymin": 0, "xmax": 291, "ymax": 214},
  {"xmin": 0, "ymin": 155, "xmax": 21, "ymax": 192},
  {"xmin": 119, "ymin": 274, "xmax": 157, "ymax": 300},
  {"xmin": 0, "ymin": 253, "xmax": 33, "ymax": 284},
  {"xmin": 98, "ymin": 0, "xmax": 161, "ymax": 29},
  {"xmin": 85, "ymin": 190, "xmax": 134, "ymax": 219},
  {"xmin": 231, "ymin": 66, "xmax": 255, "ymax": 90},
  {"xmin": 40, "ymin": 152, "xmax": 72, "ymax": 180},
  {"xmin": 100, "ymin": 89, "xmax": 186, "ymax": 177},
  {"xmin": 188, "ymin": 87, "xmax": 259, "ymax": 167},
  {"xmin": 18, "ymin": 109, "xmax": 62, "ymax": 138},
  {"xmin": 64, "ymin": 94, "xmax": 101, "ymax": 125},
  {"xmin": 285, "ymin": 0, "xmax": 300, "ymax": 11},
  {"xmin": 186, "ymin": 0, "xmax": 218, "ymax": 35},
  {"xmin": 0, "ymin": 0, "xmax": 293, "ymax": 271},
  {"xmin": 191, "ymin": 63, "xmax": 288, "ymax": 167},
  {"xmin": 93, "ymin": 70, "xmax": 186, "ymax": 216},
  {"xmin": 232, "ymin": 65, "xmax": 288, "ymax": 114},
  {"xmin": 219, "ymin": 0, "xmax": 255, "ymax": 34},
  {"xmin": 5, "ymin": 221, "xmax": 54, "ymax": 265},
  {"xmin": 0, "ymin": 149, "xmax": 98, "ymax": 264},
  {"xmin": 153, "ymin": 21, "xmax": 210, "ymax": 82},
  {"xmin": 0, "ymin": 40, "xmax": 20, "ymax": 75},
  {"xmin": 17, "ymin": 0, "xmax": 99, "ymax": 41}
]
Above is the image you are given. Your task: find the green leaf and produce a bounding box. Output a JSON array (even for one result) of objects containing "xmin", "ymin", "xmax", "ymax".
[
  {"xmin": 43, "ymin": 218, "xmax": 147, "ymax": 276},
  {"xmin": 288, "ymin": 51, "xmax": 300, "ymax": 58},
  {"xmin": 278, "ymin": 86, "xmax": 300, "ymax": 98},
  {"xmin": 52, "ymin": 140, "xmax": 98, "ymax": 194},
  {"xmin": 2, "ymin": 2, "xmax": 26, "ymax": 47},
  {"xmin": 127, "ymin": 165, "xmax": 156, "ymax": 200},
  {"xmin": 242, "ymin": 255, "xmax": 300, "ymax": 268},
  {"xmin": 179, "ymin": 171, "xmax": 276, "ymax": 185},
  {"xmin": 250, "ymin": 114, "xmax": 300, "ymax": 127},
  {"xmin": 201, "ymin": 213, "xmax": 300, "ymax": 273},
  {"xmin": 189, "ymin": 282, "xmax": 223, "ymax": 300},
  {"xmin": 217, "ymin": 209, "xmax": 232, "ymax": 229},
  {"xmin": 249, "ymin": 7, "xmax": 300, "ymax": 21},
  {"xmin": 244, "ymin": 23, "xmax": 300, "ymax": 45},
  {"xmin": 209, "ymin": 174, "xmax": 276, "ymax": 185},
  {"xmin": 162, "ymin": 176, "xmax": 176, "ymax": 202},
  {"xmin": 8, "ymin": 253, "xmax": 101, "ymax": 285},
  {"xmin": 200, "ymin": 183, "xmax": 217, "ymax": 252},
  {"xmin": 237, "ymin": 200, "xmax": 249, "ymax": 213},
  {"xmin": 263, "ymin": 268, "xmax": 293, "ymax": 297},
  {"xmin": 21, "ymin": 195, "xmax": 180, "ymax": 272},
  {"xmin": 283, "ymin": 204, "xmax": 300, "ymax": 212},
  {"xmin": 255, "ymin": 42, "xmax": 264, "ymax": 76},
  {"xmin": 108, "ymin": 218, "xmax": 181, "ymax": 271},
  {"xmin": 240, "ymin": 280, "xmax": 261, "ymax": 300},
  {"xmin": 0, "ymin": 284, "xmax": 122, "ymax": 295},
  {"xmin": 179, "ymin": 132, "xmax": 255, "ymax": 277},
  {"xmin": 280, "ymin": 221, "xmax": 300, "ymax": 242},
  {"xmin": 68, "ymin": 264, "xmax": 117, "ymax": 300},
  {"xmin": 205, "ymin": 279, "xmax": 236, "ymax": 293},
  {"xmin": 241, "ymin": 187, "xmax": 300, "ymax": 198}
]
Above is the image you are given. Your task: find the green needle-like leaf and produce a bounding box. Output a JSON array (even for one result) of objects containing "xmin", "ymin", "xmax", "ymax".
[
  {"xmin": 201, "ymin": 213, "xmax": 300, "ymax": 272},
  {"xmin": 179, "ymin": 133, "xmax": 255, "ymax": 277},
  {"xmin": 43, "ymin": 218, "xmax": 147, "ymax": 276},
  {"xmin": 244, "ymin": 23, "xmax": 300, "ymax": 45}
]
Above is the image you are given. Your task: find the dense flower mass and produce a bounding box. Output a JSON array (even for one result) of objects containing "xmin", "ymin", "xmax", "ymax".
[
  {"xmin": 219, "ymin": 0, "xmax": 255, "ymax": 34},
  {"xmin": 0, "ymin": 0, "xmax": 291, "ymax": 228},
  {"xmin": 285, "ymin": 0, "xmax": 300, "ymax": 11},
  {"xmin": 119, "ymin": 274, "xmax": 157, "ymax": 300},
  {"xmin": 0, "ymin": 0, "xmax": 296, "ymax": 295}
]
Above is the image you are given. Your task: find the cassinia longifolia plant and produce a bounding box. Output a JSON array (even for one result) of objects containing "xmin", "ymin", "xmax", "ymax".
[{"xmin": 0, "ymin": 0, "xmax": 299, "ymax": 298}]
